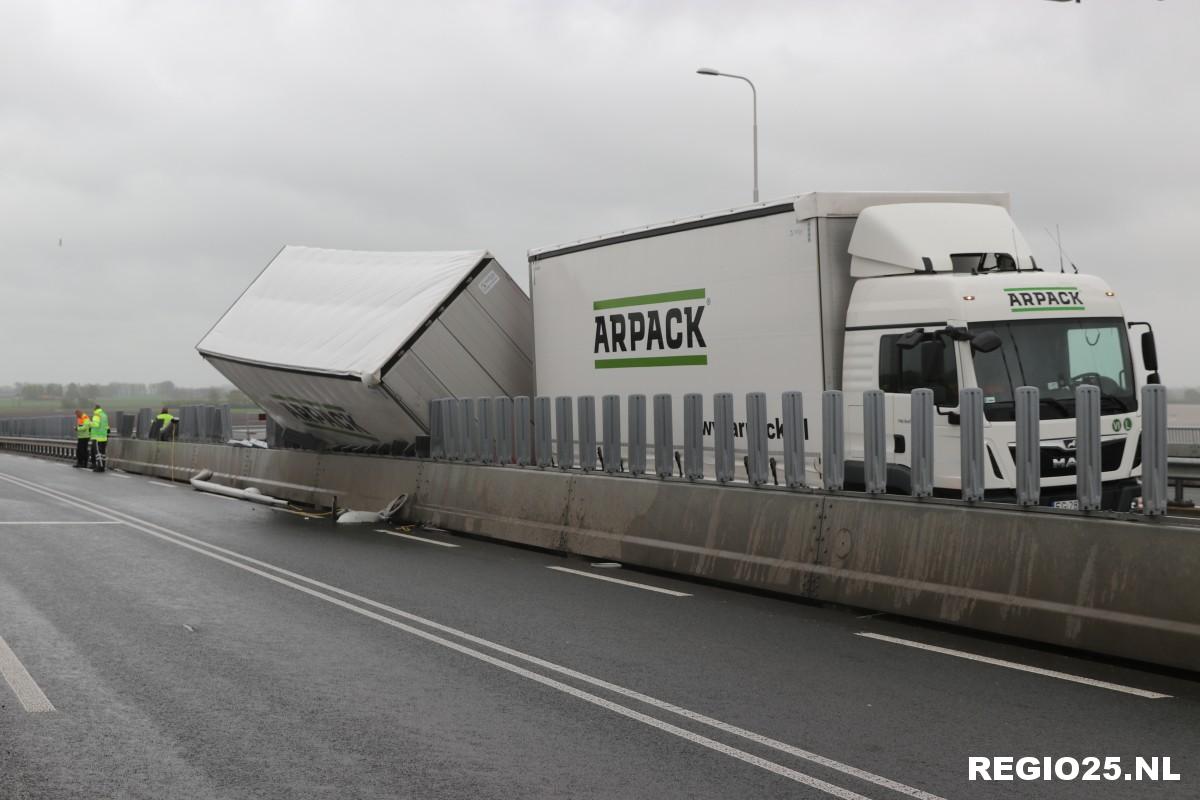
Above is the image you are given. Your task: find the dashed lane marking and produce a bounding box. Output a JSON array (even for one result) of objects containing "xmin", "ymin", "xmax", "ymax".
[
  {"xmin": 0, "ymin": 635, "xmax": 55, "ymax": 713},
  {"xmin": 547, "ymin": 566, "xmax": 691, "ymax": 597},
  {"xmin": 856, "ymin": 632, "xmax": 1170, "ymax": 699},
  {"xmin": 374, "ymin": 529, "xmax": 460, "ymax": 548}
]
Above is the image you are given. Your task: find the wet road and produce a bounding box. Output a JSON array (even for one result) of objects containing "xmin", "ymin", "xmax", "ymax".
[{"xmin": 0, "ymin": 451, "xmax": 1197, "ymax": 799}]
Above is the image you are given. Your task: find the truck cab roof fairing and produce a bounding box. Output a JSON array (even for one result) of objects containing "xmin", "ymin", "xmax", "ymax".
[{"xmin": 848, "ymin": 203, "xmax": 1034, "ymax": 277}]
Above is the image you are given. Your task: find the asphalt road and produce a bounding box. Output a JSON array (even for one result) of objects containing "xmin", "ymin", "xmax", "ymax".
[{"xmin": 0, "ymin": 450, "xmax": 1197, "ymax": 799}]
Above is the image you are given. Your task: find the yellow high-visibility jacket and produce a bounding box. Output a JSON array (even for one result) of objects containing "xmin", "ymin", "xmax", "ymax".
[{"xmin": 90, "ymin": 409, "xmax": 109, "ymax": 442}]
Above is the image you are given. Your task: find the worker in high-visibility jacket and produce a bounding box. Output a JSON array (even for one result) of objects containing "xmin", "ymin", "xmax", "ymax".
[
  {"xmin": 74, "ymin": 409, "xmax": 92, "ymax": 468},
  {"xmin": 90, "ymin": 404, "xmax": 109, "ymax": 473},
  {"xmin": 156, "ymin": 407, "xmax": 175, "ymax": 440}
]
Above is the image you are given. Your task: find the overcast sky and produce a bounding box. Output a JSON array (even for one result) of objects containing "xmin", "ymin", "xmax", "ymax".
[{"xmin": 2, "ymin": 0, "xmax": 1197, "ymax": 386}]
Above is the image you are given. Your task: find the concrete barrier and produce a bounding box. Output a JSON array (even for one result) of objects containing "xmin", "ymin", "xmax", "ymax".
[
  {"xmin": 4, "ymin": 437, "xmax": 1198, "ymax": 671},
  {"xmin": 413, "ymin": 460, "xmax": 1200, "ymax": 671}
]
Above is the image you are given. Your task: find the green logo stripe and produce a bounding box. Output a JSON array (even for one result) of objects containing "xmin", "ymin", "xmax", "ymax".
[
  {"xmin": 593, "ymin": 288, "xmax": 705, "ymax": 310},
  {"xmin": 1003, "ymin": 286, "xmax": 1077, "ymax": 292},
  {"xmin": 1010, "ymin": 306, "xmax": 1085, "ymax": 313},
  {"xmin": 594, "ymin": 355, "xmax": 708, "ymax": 369}
]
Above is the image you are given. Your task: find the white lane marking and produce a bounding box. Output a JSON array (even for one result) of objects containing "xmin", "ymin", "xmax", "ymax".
[
  {"xmin": 109, "ymin": 473, "xmax": 131, "ymax": 479},
  {"xmin": 547, "ymin": 566, "xmax": 691, "ymax": 597},
  {"xmin": 0, "ymin": 521, "xmax": 121, "ymax": 525},
  {"xmin": 0, "ymin": 635, "xmax": 56, "ymax": 713},
  {"xmin": 148, "ymin": 481, "xmax": 181, "ymax": 489},
  {"xmin": 374, "ymin": 529, "xmax": 460, "ymax": 548},
  {"xmin": 0, "ymin": 472, "xmax": 944, "ymax": 800},
  {"xmin": 856, "ymin": 632, "xmax": 1170, "ymax": 700}
]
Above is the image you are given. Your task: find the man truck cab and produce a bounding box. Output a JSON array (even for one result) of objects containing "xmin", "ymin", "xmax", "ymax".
[{"xmin": 841, "ymin": 203, "xmax": 1151, "ymax": 509}]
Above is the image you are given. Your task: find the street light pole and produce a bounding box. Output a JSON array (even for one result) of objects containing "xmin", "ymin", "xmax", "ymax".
[{"xmin": 696, "ymin": 67, "xmax": 758, "ymax": 203}]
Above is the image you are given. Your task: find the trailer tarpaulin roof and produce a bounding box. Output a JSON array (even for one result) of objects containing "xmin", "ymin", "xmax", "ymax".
[
  {"xmin": 197, "ymin": 246, "xmax": 534, "ymax": 449},
  {"xmin": 198, "ymin": 246, "xmax": 491, "ymax": 378}
]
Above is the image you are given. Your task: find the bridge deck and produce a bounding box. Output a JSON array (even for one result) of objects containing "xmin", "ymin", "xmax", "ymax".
[{"xmin": 0, "ymin": 451, "xmax": 1196, "ymax": 799}]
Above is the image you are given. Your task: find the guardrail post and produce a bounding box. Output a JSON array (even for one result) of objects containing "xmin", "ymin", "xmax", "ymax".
[
  {"xmin": 821, "ymin": 390, "xmax": 844, "ymax": 491},
  {"xmin": 602, "ymin": 395, "xmax": 621, "ymax": 474},
  {"xmin": 460, "ymin": 398, "xmax": 477, "ymax": 462},
  {"xmin": 441, "ymin": 398, "xmax": 453, "ymax": 455},
  {"xmin": 714, "ymin": 393, "xmax": 734, "ymax": 483},
  {"xmin": 683, "ymin": 393, "xmax": 704, "ymax": 481},
  {"xmin": 1142, "ymin": 384, "xmax": 1168, "ymax": 516},
  {"xmin": 628, "ymin": 394, "xmax": 647, "ymax": 476},
  {"xmin": 1014, "ymin": 386, "xmax": 1040, "ymax": 506},
  {"xmin": 495, "ymin": 396, "xmax": 514, "ymax": 464},
  {"xmin": 863, "ymin": 389, "xmax": 886, "ymax": 494},
  {"xmin": 782, "ymin": 391, "xmax": 805, "ymax": 489},
  {"xmin": 577, "ymin": 395, "xmax": 597, "ymax": 472},
  {"xmin": 535, "ymin": 396, "xmax": 552, "ymax": 468},
  {"xmin": 478, "ymin": 397, "xmax": 494, "ymax": 464},
  {"xmin": 960, "ymin": 388, "xmax": 985, "ymax": 502},
  {"xmin": 429, "ymin": 399, "xmax": 446, "ymax": 459},
  {"xmin": 136, "ymin": 407, "xmax": 152, "ymax": 440},
  {"xmin": 555, "ymin": 396, "xmax": 574, "ymax": 470},
  {"xmin": 653, "ymin": 394, "xmax": 674, "ymax": 479},
  {"xmin": 514, "ymin": 396, "xmax": 532, "ymax": 466},
  {"xmin": 745, "ymin": 392, "xmax": 768, "ymax": 486},
  {"xmin": 1075, "ymin": 384, "xmax": 1102, "ymax": 511},
  {"xmin": 442, "ymin": 398, "xmax": 461, "ymax": 460},
  {"xmin": 910, "ymin": 388, "xmax": 934, "ymax": 498}
]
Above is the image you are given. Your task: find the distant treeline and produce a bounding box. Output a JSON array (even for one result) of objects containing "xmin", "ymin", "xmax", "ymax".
[
  {"xmin": 0, "ymin": 381, "xmax": 252, "ymax": 409},
  {"xmin": 1167, "ymin": 387, "xmax": 1200, "ymax": 405}
]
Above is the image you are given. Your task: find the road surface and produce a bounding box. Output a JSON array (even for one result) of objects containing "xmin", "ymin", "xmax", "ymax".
[{"xmin": 0, "ymin": 451, "xmax": 1196, "ymax": 799}]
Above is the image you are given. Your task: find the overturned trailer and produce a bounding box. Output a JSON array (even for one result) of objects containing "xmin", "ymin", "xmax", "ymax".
[{"xmin": 198, "ymin": 246, "xmax": 534, "ymax": 450}]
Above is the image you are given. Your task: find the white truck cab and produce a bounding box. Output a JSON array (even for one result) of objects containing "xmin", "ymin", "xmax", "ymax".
[{"xmin": 840, "ymin": 204, "xmax": 1148, "ymax": 508}]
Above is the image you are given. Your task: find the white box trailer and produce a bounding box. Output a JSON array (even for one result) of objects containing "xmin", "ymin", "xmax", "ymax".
[
  {"xmin": 198, "ymin": 246, "xmax": 533, "ymax": 449},
  {"xmin": 530, "ymin": 192, "xmax": 1151, "ymax": 508}
]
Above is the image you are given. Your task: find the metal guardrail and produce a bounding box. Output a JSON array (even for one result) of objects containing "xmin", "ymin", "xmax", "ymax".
[
  {"xmin": 0, "ymin": 435, "xmax": 78, "ymax": 460},
  {"xmin": 0, "ymin": 405, "xmax": 235, "ymax": 443},
  {"xmin": 1169, "ymin": 426, "xmax": 1200, "ymax": 447},
  {"xmin": 430, "ymin": 385, "xmax": 1171, "ymax": 516},
  {"xmin": 1165, "ymin": 427, "xmax": 1200, "ymax": 503}
]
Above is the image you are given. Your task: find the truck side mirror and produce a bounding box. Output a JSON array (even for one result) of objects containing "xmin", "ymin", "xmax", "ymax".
[
  {"xmin": 1141, "ymin": 331, "xmax": 1158, "ymax": 372},
  {"xmin": 896, "ymin": 328, "xmax": 925, "ymax": 350},
  {"xmin": 970, "ymin": 330, "xmax": 1002, "ymax": 353}
]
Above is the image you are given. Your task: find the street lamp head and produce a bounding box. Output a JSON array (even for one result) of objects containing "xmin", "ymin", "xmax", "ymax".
[{"xmin": 696, "ymin": 67, "xmax": 720, "ymax": 76}]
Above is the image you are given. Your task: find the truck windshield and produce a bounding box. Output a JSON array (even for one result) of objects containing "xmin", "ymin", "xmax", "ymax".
[{"xmin": 969, "ymin": 317, "xmax": 1136, "ymax": 421}]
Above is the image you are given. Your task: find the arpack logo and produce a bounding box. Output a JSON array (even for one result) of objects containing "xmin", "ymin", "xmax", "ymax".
[
  {"xmin": 592, "ymin": 288, "xmax": 708, "ymax": 369},
  {"xmin": 271, "ymin": 394, "xmax": 376, "ymax": 441},
  {"xmin": 1005, "ymin": 286, "xmax": 1084, "ymax": 313}
]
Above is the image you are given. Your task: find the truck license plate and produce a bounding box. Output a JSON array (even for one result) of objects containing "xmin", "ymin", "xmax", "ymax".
[{"xmin": 1051, "ymin": 499, "xmax": 1080, "ymax": 510}]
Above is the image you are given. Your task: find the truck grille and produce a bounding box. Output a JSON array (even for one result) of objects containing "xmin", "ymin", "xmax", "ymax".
[{"xmin": 1008, "ymin": 440, "xmax": 1127, "ymax": 478}]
